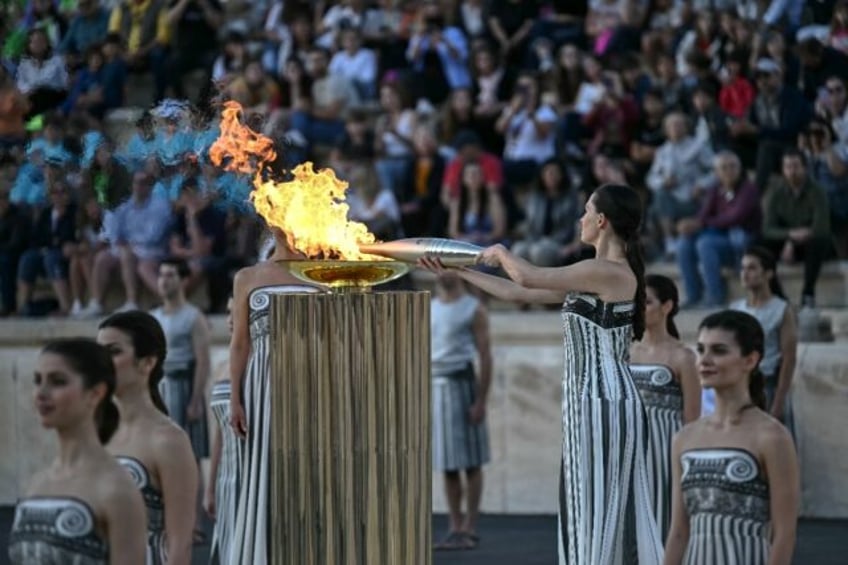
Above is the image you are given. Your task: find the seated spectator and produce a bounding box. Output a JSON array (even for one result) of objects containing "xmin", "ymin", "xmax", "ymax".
[
  {"xmin": 486, "ymin": 0, "xmax": 536, "ymax": 68},
  {"xmin": 61, "ymin": 42, "xmax": 126, "ymax": 119},
  {"xmin": 629, "ymin": 88, "xmax": 666, "ymax": 182},
  {"xmin": 68, "ymin": 194, "xmax": 105, "ymax": 318},
  {"xmin": 796, "ymin": 37, "xmax": 848, "ymax": 103},
  {"xmin": 439, "ymin": 88, "xmax": 491, "ymax": 154},
  {"xmin": 211, "ymin": 31, "xmax": 249, "ymax": 91},
  {"xmin": 718, "ymin": 50, "xmax": 755, "ymax": 119},
  {"xmin": 0, "ymin": 184, "xmax": 31, "ymax": 315},
  {"xmin": 329, "ymin": 28, "xmax": 378, "ymax": 100},
  {"xmin": 677, "ymin": 151, "xmax": 761, "ymax": 308},
  {"xmin": 544, "ymin": 43, "xmax": 584, "ymax": 115},
  {"xmin": 646, "ymin": 112, "xmax": 716, "ymax": 258},
  {"xmin": 829, "ymin": 1, "xmax": 848, "ymax": 55},
  {"xmin": 799, "ymin": 120, "xmax": 848, "ymax": 258},
  {"xmin": 762, "ymin": 149, "xmax": 832, "ymax": 307},
  {"xmin": 406, "ymin": 5, "xmax": 471, "ymax": 105},
  {"xmin": 816, "ymin": 75, "xmax": 848, "ymax": 143},
  {"xmin": 80, "ymin": 171, "xmax": 173, "ymax": 316},
  {"xmin": 224, "ymin": 59, "xmax": 282, "ymax": 130},
  {"xmin": 691, "ymin": 81, "xmax": 731, "ymax": 152},
  {"xmin": 3, "ymin": 0, "xmax": 68, "ymax": 59},
  {"xmin": 512, "ymin": 158, "xmax": 586, "ymax": 267},
  {"xmin": 454, "ymin": 0, "xmax": 487, "ymax": 42},
  {"xmin": 260, "ymin": 1, "xmax": 292, "ymax": 77},
  {"xmin": 447, "ymin": 161, "xmax": 507, "ymax": 248},
  {"xmin": 346, "ymin": 164, "xmax": 402, "ymax": 241},
  {"xmin": 582, "ymin": 70, "xmax": 639, "ymax": 159},
  {"xmin": 329, "ymin": 110, "xmax": 375, "ymax": 179},
  {"xmin": 289, "ymin": 46, "xmax": 360, "ymax": 152},
  {"xmin": 58, "ymin": 0, "xmax": 109, "ymax": 67},
  {"xmin": 108, "ymin": 0, "xmax": 170, "ymax": 102},
  {"xmin": 729, "ymin": 58, "xmax": 811, "ymax": 192},
  {"xmin": 651, "ymin": 52, "xmax": 686, "ymax": 112},
  {"xmin": 495, "ymin": 71, "xmax": 558, "ymax": 187},
  {"xmin": 81, "ymin": 138, "xmax": 131, "ymax": 211},
  {"xmin": 399, "ymin": 126, "xmax": 445, "ymax": 237},
  {"xmin": 168, "ymin": 178, "xmax": 229, "ymax": 313},
  {"xmin": 0, "ymin": 67, "xmax": 30, "ymax": 156},
  {"xmin": 374, "ymin": 81, "xmax": 415, "ymax": 196},
  {"xmin": 165, "ymin": 0, "xmax": 223, "ymax": 104},
  {"xmin": 16, "ymin": 28, "xmax": 69, "ymax": 117},
  {"xmin": 315, "ymin": 0, "xmax": 368, "ymax": 50},
  {"xmin": 16, "ymin": 180, "xmax": 76, "ymax": 316}
]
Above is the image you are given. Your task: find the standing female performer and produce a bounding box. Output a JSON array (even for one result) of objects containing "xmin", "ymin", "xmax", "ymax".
[{"xmin": 420, "ymin": 183, "xmax": 663, "ymax": 564}]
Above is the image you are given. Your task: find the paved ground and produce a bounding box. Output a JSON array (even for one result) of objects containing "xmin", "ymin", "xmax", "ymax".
[{"xmin": 1, "ymin": 508, "xmax": 845, "ymax": 564}]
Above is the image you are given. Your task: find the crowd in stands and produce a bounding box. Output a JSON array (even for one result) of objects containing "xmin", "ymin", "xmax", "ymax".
[{"xmin": 1, "ymin": 0, "xmax": 847, "ymax": 318}]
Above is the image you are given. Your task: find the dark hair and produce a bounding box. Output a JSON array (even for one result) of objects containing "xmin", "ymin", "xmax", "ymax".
[
  {"xmin": 698, "ymin": 310, "xmax": 767, "ymax": 410},
  {"xmin": 646, "ymin": 274, "xmax": 680, "ymax": 339},
  {"xmin": 41, "ymin": 338, "xmax": 120, "ymax": 443},
  {"xmin": 98, "ymin": 312, "xmax": 168, "ymax": 415},
  {"xmin": 743, "ymin": 245, "xmax": 785, "ymax": 299},
  {"xmin": 160, "ymin": 257, "xmax": 190, "ymax": 279},
  {"xmin": 592, "ymin": 184, "xmax": 646, "ymax": 340},
  {"xmin": 781, "ymin": 146, "xmax": 807, "ymax": 165}
]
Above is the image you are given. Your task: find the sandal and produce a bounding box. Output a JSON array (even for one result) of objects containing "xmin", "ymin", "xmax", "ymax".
[
  {"xmin": 463, "ymin": 532, "xmax": 480, "ymax": 548},
  {"xmin": 192, "ymin": 529, "xmax": 207, "ymax": 545},
  {"xmin": 434, "ymin": 531, "xmax": 473, "ymax": 551}
]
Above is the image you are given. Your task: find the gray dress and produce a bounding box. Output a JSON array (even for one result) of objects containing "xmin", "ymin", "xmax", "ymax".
[
  {"xmin": 630, "ymin": 364, "xmax": 683, "ymax": 542},
  {"xmin": 152, "ymin": 303, "xmax": 209, "ymax": 459},
  {"xmin": 681, "ymin": 448, "xmax": 771, "ymax": 564},
  {"xmin": 117, "ymin": 456, "xmax": 166, "ymax": 565},
  {"xmin": 431, "ymin": 293, "xmax": 490, "ymax": 472},
  {"xmin": 8, "ymin": 497, "xmax": 108, "ymax": 565}
]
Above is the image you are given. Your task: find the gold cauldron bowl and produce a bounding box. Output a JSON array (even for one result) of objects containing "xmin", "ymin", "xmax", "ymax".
[{"xmin": 277, "ymin": 259, "xmax": 410, "ymax": 292}]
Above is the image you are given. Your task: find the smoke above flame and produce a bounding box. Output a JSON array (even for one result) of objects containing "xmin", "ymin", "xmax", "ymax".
[{"xmin": 209, "ymin": 101, "xmax": 376, "ymax": 260}]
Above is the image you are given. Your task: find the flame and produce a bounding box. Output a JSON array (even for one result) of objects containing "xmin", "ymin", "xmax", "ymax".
[{"xmin": 209, "ymin": 101, "xmax": 376, "ymax": 260}]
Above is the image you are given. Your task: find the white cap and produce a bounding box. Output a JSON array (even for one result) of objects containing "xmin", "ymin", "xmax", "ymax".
[{"xmin": 755, "ymin": 58, "xmax": 781, "ymax": 74}]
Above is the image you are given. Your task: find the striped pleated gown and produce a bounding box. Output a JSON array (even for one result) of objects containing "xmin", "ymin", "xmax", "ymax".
[
  {"xmin": 209, "ymin": 380, "xmax": 243, "ymax": 564},
  {"xmin": 680, "ymin": 448, "xmax": 771, "ymax": 564},
  {"xmin": 630, "ymin": 364, "xmax": 683, "ymax": 541},
  {"xmin": 559, "ymin": 294, "xmax": 663, "ymax": 564},
  {"xmin": 230, "ymin": 285, "xmax": 318, "ymax": 565}
]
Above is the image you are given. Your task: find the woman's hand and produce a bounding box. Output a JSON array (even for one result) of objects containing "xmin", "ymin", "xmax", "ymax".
[
  {"xmin": 478, "ymin": 244, "xmax": 507, "ymax": 268},
  {"xmin": 230, "ymin": 401, "xmax": 248, "ymax": 438},
  {"xmin": 417, "ymin": 256, "xmax": 450, "ymax": 275}
]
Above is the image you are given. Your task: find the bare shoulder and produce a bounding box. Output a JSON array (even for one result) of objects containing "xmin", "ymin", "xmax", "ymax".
[
  {"xmin": 671, "ymin": 342, "xmax": 696, "ymax": 369},
  {"xmin": 582, "ymin": 258, "xmax": 637, "ymax": 300},
  {"xmin": 23, "ymin": 469, "xmax": 49, "ymax": 496},
  {"xmin": 150, "ymin": 416, "xmax": 194, "ymax": 455},
  {"xmin": 754, "ymin": 412, "xmax": 795, "ymax": 454},
  {"xmin": 94, "ymin": 456, "xmax": 144, "ymax": 506},
  {"xmin": 673, "ymin": 418, "xmax": 706, "ymax": 450}
]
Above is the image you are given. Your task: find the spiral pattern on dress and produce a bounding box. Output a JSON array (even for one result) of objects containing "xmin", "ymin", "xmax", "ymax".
[
  {"xmin": 649, "ymin": 368, "xmax": 673, "ymax": 386},
  {"xmin": 725, "ymin": 453, "xmax": 758, "ymax": 482},
  {"xmin": 55, "ymin": 502, "xmax": 94, "ymax": 538},
  {"xmin": 117, "ymin": 457, "xmax": 148, "ymax": 487}
]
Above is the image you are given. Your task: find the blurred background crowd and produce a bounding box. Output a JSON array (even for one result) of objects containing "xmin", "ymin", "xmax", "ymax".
[{"xmin": 0, "ymin": 0, "xmax": 846, "ymax": 318}]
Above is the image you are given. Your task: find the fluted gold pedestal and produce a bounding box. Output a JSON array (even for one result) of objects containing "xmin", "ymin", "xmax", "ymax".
[{"xmin": 269, "ymin": 291, "xmax": 431, "ymax": 565}]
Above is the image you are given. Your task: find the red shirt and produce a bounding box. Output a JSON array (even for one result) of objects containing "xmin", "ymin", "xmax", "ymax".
[
  {"xmin": 719, "ymin": 77, "xmax": 756, "ymax": 119},
  {"xmin": 442, "ymin": 153, "xmax": 504, "ymax": 198}
]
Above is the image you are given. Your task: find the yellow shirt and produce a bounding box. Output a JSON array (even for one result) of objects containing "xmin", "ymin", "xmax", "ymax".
[{"xmin": 108, "ymin": 0, "xmax": 170, "ymax": 54}]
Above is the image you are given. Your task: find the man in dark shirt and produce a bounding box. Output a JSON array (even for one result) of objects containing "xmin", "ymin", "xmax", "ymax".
[
  {"xmin": 165, "ymin": 0, "xmax": 223, "ymax": 103},
  {"xmin": 0, "ymin": 186, "xmax": 31, "ymax": 315},
  {"xmin": 762, "ymin": 149, "xmax": 832, "ymax": 307},
  {"xmin": 169, "ymin": 178, "xmax": 228, "ymax": 312}
]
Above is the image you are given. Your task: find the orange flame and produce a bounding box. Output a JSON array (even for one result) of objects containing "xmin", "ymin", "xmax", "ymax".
[{"xmin": 209, "ymin": 101, "xmax": 376, "ymax": 260}]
